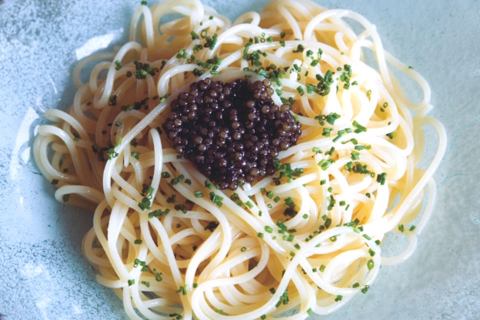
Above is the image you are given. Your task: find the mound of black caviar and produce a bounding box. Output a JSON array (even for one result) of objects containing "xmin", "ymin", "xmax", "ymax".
[{"xmin": 163, "ymin": 78, "xmax": 302, "ymax": 190}]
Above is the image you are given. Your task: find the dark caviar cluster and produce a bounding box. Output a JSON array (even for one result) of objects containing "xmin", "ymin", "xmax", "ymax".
[{"xmin": 163, "ymin": 78, "xmax": 302, "ymax": 189}]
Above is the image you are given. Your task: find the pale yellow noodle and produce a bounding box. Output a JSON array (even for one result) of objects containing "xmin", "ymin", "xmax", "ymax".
[{"xmin": 33, "ymin": 1, "xmax": 446, "ymax": 319}]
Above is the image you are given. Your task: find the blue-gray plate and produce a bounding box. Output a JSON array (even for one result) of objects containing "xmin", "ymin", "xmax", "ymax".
[{"xmin": 0, "ymin": 0, "xmax": 478, "ymax": 319}]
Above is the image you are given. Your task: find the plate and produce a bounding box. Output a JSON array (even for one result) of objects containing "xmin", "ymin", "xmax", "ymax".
[{"xmin": 0, "ymin": 0, "xmax": 479, "ymax": 319}]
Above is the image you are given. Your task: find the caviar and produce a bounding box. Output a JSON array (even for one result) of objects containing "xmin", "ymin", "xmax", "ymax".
[{"xmin": 163, "ymin": 78, "xmax": 301, "ymax": 189}]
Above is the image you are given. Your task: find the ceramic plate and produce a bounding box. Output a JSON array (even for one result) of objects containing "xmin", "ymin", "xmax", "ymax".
[{"xmin": 0, "ymin": 0, "xmax": 479, "ymax": 319}]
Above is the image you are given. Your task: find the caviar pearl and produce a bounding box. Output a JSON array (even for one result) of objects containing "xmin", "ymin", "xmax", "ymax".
[{"xmin": 163, "ymin": 78, "xmax": 302, "ymax": 190}]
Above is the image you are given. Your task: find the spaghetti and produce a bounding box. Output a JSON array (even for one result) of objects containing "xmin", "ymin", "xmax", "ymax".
[{"xmin": 33, "ymin": 0, "xmax": 447, "ymax": 319}]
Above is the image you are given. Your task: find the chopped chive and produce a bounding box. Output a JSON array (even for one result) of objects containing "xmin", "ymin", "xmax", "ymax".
[
  {"xmin": 176, "ymin": 285, "xmax": 187, "ymax": 295},
  {"xmin": 292, "ymin": 44, "xmax": 305, "ymax": 53},
  {"xmin": 114, "ymin": 60, "xmax": 122, "ymax": 70},
  {"xmin": 312, "ymin": 147, "xmax": 322, "ymax": 153},
  {"xmin": 154, "ymin": 270, "xmax": 163, "ymax": 282},
  {"xmin": 352, "ymin": 120, "xmax": 367, "ymax": 133},
  {"xmin": 325, "ymin": 113, "xmax": 340, "ymax": 125},
  {"xmin": 205, "ymin": 180, "xmax": 214, "ymax": 189},
  {"xmin": 306, "ymin": 83, "xmax": 317, "ymax": 94},
  {"xmin": 131, "ymin": 151, "xmax": 140, "ymax": 160},
  {"xmin": 318, "ymin": 159, "xmax": 333, "ymax": 170},
  {"xmin": 209, "ymin": 192, "xmax": 223, "ymax": 207},
  {"xmin": 354, "ymin": 145, "xmax": 371, "ymax": 151},
  {"xmin": 148, "ymin": 209, "xmax": 170, "ymax": 218},
  {"xmin": 351, "ymin": 151, "xmax": 360, "ymax": 160},
  {"xmin": 296, "ymin": 86, "xmax": 305, "ymax": 96},
  {"xmin": 106, "ymin": 147, "xmax": 119, "ymax": 160},
  {"xmin": 367, "ymin": 259, "xmax": 374, "ymax": 270},
  {"xmin": 322, "ymin": 127, "xmax": 333, "ymax": 137},
  {"xmin": 161, "ymin": 171, "xmax": 170, "ymax": 178},
  {"xmin": 138, "ymin": 186, "xmax": 154, "ymax": 210},
  {"xmin": 376, "ymin": 172, "xmax": 387, "ymax": 185},
  {"xmin": 190, "ymin": 31, "xmax": 199, "ymax": 40}
]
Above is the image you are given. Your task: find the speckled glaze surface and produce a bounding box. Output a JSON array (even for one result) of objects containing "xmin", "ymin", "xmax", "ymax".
[{"xmin": 0, "ymin": 0, "xmax": 479, "ymax": 319}]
